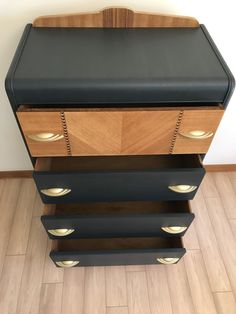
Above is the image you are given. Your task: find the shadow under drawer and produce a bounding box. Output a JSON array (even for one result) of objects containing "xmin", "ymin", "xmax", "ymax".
[
  {"xmin": 41, "ymin": 200, "xmax": 194, "ymax": 239},
  {"xmin": 50, "ymin": 236, "xmax": 185, "ymax": 267},
  {"xmin": 34, "ymin": 154, "xmax": 205, "ymax": 203}
]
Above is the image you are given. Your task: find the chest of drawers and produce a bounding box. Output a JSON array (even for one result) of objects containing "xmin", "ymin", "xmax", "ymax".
[{"xmin": 5, "ymin": 7, "xmax": 235, "ymax": 267}]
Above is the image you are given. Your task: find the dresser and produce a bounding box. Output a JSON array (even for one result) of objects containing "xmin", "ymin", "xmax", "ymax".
[{"xmin": 5, "ymin": 7, "xmax": 235, "ymax": 268}]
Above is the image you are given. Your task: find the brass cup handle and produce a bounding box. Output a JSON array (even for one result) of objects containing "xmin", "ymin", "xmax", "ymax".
[
  {"xmin": 48, "ymin": 228, "xmax": 75, "ymax": 237},
  {"xmin": 168, "ymin": 185, "xmax": 197, "ymax": 193},
  {"xmin": 27, "ymin": 133, "xmax": 64, "ymax": 142},
  {"xmin": 40, "ymin": 188, "xmax": 71, "ymax": 197},
  {"xmin": 56, "ymin": 261, "xmax": 80, "ymax": 268},
  {"xmin": 161, "ymin": 226, "xmax": 187, "ymax": 234},
  {"xmin": 157, "ymin": 258, "xmax": 180, "ymax": 265},
  {"xmin": 179, "ymin": 130, "xmax": 213, "ymax": 139}
]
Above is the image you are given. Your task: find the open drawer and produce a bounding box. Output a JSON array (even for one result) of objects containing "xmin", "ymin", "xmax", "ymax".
[
  {"xmin": 42, "ymin": 201, "xmax": 194, "ymax": 239},
  {"xmin": 50, "ymin": 237, "xmax": 185, "ymax": 267},
  {"xmin": 17, "ymin": 105, "xmax": 224, "ymax": 156},
  {"xmin": 34, "ymin": 155, "xmax": 205, "ymax": 203}
]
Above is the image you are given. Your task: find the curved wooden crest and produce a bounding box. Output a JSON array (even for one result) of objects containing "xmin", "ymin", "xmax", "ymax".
[{"xmin": 33, "ymin": 7, "xmax": 199, "ymax": 28}]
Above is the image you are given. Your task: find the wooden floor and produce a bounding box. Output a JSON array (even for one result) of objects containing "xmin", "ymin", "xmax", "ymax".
[{"xmin": 0, "ymin": 173, "xmax": 236, "ymax": 314}]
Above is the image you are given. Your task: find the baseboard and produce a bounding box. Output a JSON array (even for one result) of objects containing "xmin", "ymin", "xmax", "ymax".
[
  {"xmin": 0, "ymin": 171, "xmax": 33, "ymax": 178},
  {"xmin": 204, "ymin": 164, "xmax": 236, "ymax": 172}
]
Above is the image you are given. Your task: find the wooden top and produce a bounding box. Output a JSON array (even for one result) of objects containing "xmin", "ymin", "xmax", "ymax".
[{"xmin": 33, "ymin": 7, "xmax": 199, "ymax": 28}]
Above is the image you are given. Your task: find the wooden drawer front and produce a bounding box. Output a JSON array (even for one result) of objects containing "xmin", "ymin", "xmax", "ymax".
[
  {"xmin": 50, "ymin": 237, "xmax": 185, "ymax": 267},
  {"xmin": 16, "ymin": 111, "xmax": 68, "ymax": 156},
  {"xmin": 41, "ymin": 201, "xmax": 194, "ymax": 239},
  {"xmin": 173, "ymin": 109, "xmax": 224, "ymax": 154},
  {"xmin": 34, "ymin": 155, "xmax": 205, "ymax": 203},
  {"xmin": 65, "ymin": 110, "xmax": 179, "ymax": 155}
]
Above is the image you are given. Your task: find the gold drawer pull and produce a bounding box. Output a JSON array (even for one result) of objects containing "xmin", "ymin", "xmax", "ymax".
[
  {"xmin": 40, "ymin": 188, "xmax": 71, "ymax": 197},
  {"xmin": 27, "ymin": 133, "xmax": 64, "ymax": 142},
  {"xmin": 157, "ymin": 258, "xmax": 180, "ymax": 265},
  {"xmin": 179, "ymin": 130, "xmax": 213, "ymax": 139},
  {"xmin": 161, "ymin": 226, "xmax": 187, "ymax": 234},
  {"xmin": 56, "ymin": 261, "xmax": 80, "ymax": 268},
  {"xmin": 48, "ymin": 229, "xmax": 75, "ymax": 236},
  {"xmin": 168, "ymin": 185, "xmax": 197, "ymax": 193}
]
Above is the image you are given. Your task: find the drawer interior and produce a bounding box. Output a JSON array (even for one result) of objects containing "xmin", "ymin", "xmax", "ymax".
[
  {"xmin": 52, "ymin": 237, "xmax": 183, "ymax": 251},
  {"xmin": 44, "ymin": 201, "xmax": 191, "ymax": 216},
  {"xmin": 35, "ymin": 154, "xmax": 202, "ymax": 172}
]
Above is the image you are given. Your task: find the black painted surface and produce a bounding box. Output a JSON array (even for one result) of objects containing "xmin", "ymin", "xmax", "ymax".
[
  {"xmin": 5, "ymin": 25, "xmax": 234, "ymax": 108},
  {"xmin": 42, "ymin": 212, "xmax": 194, "ymax": 239},
  {"xmin": 50, "ymin": 237, "xmax": 186, "ymax": 267},
  {"xmin": 35, "ymin": 169, "xmax": 205, "ymax": 203},
  {"xmin": 50, "ymin": 249, "xmax": 186, "ymax": 267}
]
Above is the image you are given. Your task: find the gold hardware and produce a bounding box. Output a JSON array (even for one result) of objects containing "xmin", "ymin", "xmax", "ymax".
[
  {"xmin": 157, "ymin": 258, "xmax": 180, "ymax": 265},
  {"xmin": 55, "ymin": 261, "xmax": 80, "ymax": 268},
  {"xmin": 40, "ymin": 188, "xmax": 71, "ymax": 197},
  {"xmin": 179, "ymin": 130, "xmax": 213, "ymax": 139},
  {"xmin": 48, "ymin": 228, "xmax": 75, "ymax": 236},
  {"xmin": 168, "ymin": 185, "xmax": 197, "ymax": 193},
  {"xmin": 161, "ymin": 226, "xmax": 187, "ymax": 234},
  {"xmin": 27, "ymin": 133, "xmax": 64, "ymax": 142}
]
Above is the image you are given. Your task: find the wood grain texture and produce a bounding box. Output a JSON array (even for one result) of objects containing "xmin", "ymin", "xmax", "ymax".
[
  {"xmin": 0, "ymin": 179, "xmax": 21, "ymax": 276},
  {"xmin": 106, "ymin": 266, "xmax": 127, "ymax": 307},
  {"xmin": 0, "ymin": 255, "xmax": 25, "ymax": 314},
  {"xmin": 191, "ymin": 189, "xmax": 231, "ymax": 292},
  {"xmin": 16, "ymin": 217, "xmax": 47, "ymax": 314},
  {"xmin": 205, "ymin": 197, "xmax": 236, "ymax": 297},
  {"xmin": 212, "ymin": 172, "xmax": 236, "ymax": 218},
  {"xmin": 127, "ymin": 271, "xmax": 150, "ymax": 314},
  {"xmin": 65, "ymin": 110, "xmax": 179, "ymax": 156},
  {"xmin": 107, "ymin": 307, "xmax": 129, "ymax": 314},
  {"xmin": 17, "ymin": 111, "xmax": 67, "ymax": 157},
  {"xmin": 146, "ymin": 265, "xmax": 173, "ymax": 314},
  {"xmin": 61, "ymin": 268, "xmax": 85, "ymax": 314},
  {"xmin": 184, "ymin": 250, "xmax": 217, "ymax": 314},
  {"xmin": 173, "ymin": 109, "xmax": 224, "ymax": 154},
  {"xmin": 200, "ymin": 173, "xmax": 219, "ymax": 198},
  {"xmin": 33, "ymin": 7, "xmax": 199, "ymax": 28},
  {"xmin": 39, "ymin": 283, "xmax": 63, "ymax": 314},
  {"xmin": 7, "ymin": 179, "xmax": 37, "ymax": 255},
  {"xmin": 42, "ymin": 239, "xmax": 64, "ymax": 284},
  {"xmin": 214, "ymin": 292, "xmax": 236, "ymax": 314},
  {"xmin": 182, "ymin": 220, "xmax": 200, "ymax": 250},
  {"xmin": 166, "ymin": 259, "xmax": 195, "ymax": 314},
  {"xmin": 84, "ymin": 267, "xmax": 106, "ymax": 314}
]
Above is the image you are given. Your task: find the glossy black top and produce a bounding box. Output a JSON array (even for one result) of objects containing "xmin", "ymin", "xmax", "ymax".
[{"xmin": 6, "ymin": 24, "xmax": 234, "ymax": 109}]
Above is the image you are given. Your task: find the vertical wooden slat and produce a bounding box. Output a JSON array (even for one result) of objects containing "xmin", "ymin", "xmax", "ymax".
[
  {"xmin": 0, "ymin": 179, "xmax": 21, "ymax": 275},
  {"xmin": 0, "ymin": 255, "xmax": 25, "ymax": 314},
  {"xmin": 146, "ymin": 265, "xmax": 173, "ymax": 314},
  {"xmin": 212, "ymin": 172, "xmax": 236, "ymax": 219},
  {"xmin": 214, "ymin": 292, "xmax": 236, "ymax": 314},
  {"xmin": 127, "ymin": 271, "xmax": 150, "ymax": 314},
  {"xmin": 84, "ymin": 267, "xmax": 106, "ymax": 314},
  {"xmin": 205, "ymin": 197, "xmax": 236, "ymax": 297},
  {"xmin": 7, "ymin": 179, "xmax": 37, "ymax": 255},
  {"xmin": 42, "ymin": 239, "xmax": 64, "ymax": 283},
  {"xmin": 190, "ymin": 189, "xmax": 231, "ymax": 291},
  {"xmin": 39, "ymin": 283, "xmax": 63, "ymax": 314},
  {"xmin": 166, "ymin": 259, "xmax": 195, "ymax": 314},
  {"xmin": 106, "ymin": 266, "xmax": 127, "ymax": 307},
  {"xmin": 184, "ymin": 251, "xmax": 217, "ymax": 314},
  {"xmin": 16, "ymin": 217, "xmax": 47, "ymax": 314},
  {"xmin": 61, "ymin": 268, "xmax": 85, "ymax": 314}
]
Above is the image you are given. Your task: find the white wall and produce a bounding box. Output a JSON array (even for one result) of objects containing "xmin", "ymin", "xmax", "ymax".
[{"xmin": 0, "ymin": 0, "xmax": 235, "ymax": 170}]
